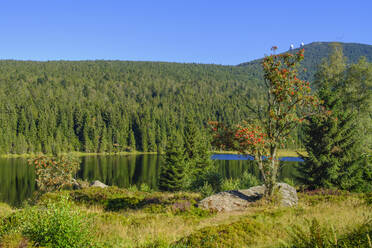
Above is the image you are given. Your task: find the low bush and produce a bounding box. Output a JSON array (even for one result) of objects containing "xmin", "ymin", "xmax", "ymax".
[
  {"xmin": 173, "ymin": 218, "xmax": 263, "ymax": 247},
  {"xmin": 0, "ymin": 196, "xmax": 98, "ymax": 248},
  {"xmin": 69, "ymin": 186, "xmax": 206, "ymax": 215},
  {"xmin": 106, "ymin": 196, "xmax": 145, "ymax": 211},
  {"xmin": 70, "ymin": 186, "xmax": 147, "ymax": 205},
  {"xmin": 221, "ymin": 178, "xmax": 240, "ymax": 191},
  {"xmin": 239, "ymin": 171, "xmax": 261, "ymax": 189},
  {"xmin": 360, "ymin": 192, "xmax": 372, "ymax": 205},
  {"xmin": 189, "ymin": 167, "xmax": 261, "ymax": 197},
  {"xmin": 221, "ymin": 172, "xmax": 261, "ymax": 192},
  {"xmin": 28, "ymin": 155, "xmax": 80, "ymax": 193},
  {"xmin": 0, "ymin": 202, "xmax": 12, "ymax": 218},
  {"xmin": 198, "ymin": 182, "xmax": 215, "ymax": 197},
  {"xmin": 298, "ymin": 189, "xmax": 351, "ymax": 206},
  {"xmin": 22, "ymin": 197, "xmax": 96, "ymax": 248},
  {"xmin": 281, "ymin": 218, "xmax": 372, "ymax": 248}
]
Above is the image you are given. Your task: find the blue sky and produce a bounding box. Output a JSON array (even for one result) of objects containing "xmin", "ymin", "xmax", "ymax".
[{"xmin": 0, "ymin": 0, "xmax": 371, "ymax": 65}]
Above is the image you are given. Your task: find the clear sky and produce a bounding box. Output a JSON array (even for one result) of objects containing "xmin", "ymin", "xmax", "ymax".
[{"xmin": 0, "ymin": 0, "xmax": 371, "ymax": 65}]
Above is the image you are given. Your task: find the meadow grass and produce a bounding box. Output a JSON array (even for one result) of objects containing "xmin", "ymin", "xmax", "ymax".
[{"xmin": 0, "ymin": 188, "xmax": 370, "ymax": 247}]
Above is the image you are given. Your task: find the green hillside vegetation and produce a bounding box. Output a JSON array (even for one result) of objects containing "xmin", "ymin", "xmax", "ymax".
[
  {"xmin": 239, "ymin": 42, "xmax": 372, "ymax": 82},
  {"xmin": 0, "ymin": 42, "xmax": 371, "ymax": 155},
  {"xmin": 0, "ymin": 61, "xmax": 264, "ymax": 155}
]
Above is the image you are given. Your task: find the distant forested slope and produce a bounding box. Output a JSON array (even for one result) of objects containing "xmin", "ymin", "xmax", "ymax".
[
  {"xmin": 0, "ymin": 42, "xmax": 370, "ymax": 154},
  {"xmin": 238, "ymin": 42, "xmax": 372, "ymax": 82},
  {"xmin": 0, "ymin": 61, "xmax": 265, "ymax": 154}
]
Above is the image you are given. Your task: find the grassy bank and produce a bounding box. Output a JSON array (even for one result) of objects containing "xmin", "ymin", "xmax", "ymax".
[
  {"xmin": 0, "ymin": 151, "xmax": 158, "ymax": 159},
  {"xmin": 213, "ymin": 149, "xmax": 308, "ymax": 157},
  {"xmin": 1, "ymin": 149, "xmax": 307, "ymax": 159},
  {"xmin": 0, "ymin": 187, "xmax": 370, "ymax": 247}
]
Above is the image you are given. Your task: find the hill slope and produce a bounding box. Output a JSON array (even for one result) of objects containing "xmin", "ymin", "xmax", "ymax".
[
  {"xmin": 0, "ymin": 42, "xmax": 370, "ymax": 154},
  {"xmin": 0, "ymin": 60, "xmax": 264, "ymax": 154},
  {"xmin": 238, "ymin": 42, "xmax": 372, "ymax": 82}
]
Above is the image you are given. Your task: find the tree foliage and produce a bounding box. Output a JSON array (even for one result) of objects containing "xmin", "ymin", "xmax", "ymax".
[
  {"xmin": 211, "ymin": 47, "xmax": 322, "ymax": 196},
  {"xmin": 28, "ymin": 155, "xmax": 80, "ymax": 192},
  {"xmin": 0, "ymin": 60, "xmax": 264, "ymax": 155},
  {"xmin": 158, "ymin": 134, "xmax": 185, "ymax": 192},
  {"xmin": 299, "ymin": 44, "xmax": 372, "ymax": 191}
]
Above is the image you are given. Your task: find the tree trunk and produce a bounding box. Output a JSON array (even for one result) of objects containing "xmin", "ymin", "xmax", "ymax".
[{"xmin": 265, "ymin": 146, "xmax": 278, "ymax": 197}]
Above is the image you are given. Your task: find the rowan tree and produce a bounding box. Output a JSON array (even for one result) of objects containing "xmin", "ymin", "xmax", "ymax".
[{"xmin": 210, "ymin": 47, "xmax": 322, "ymax": 197}]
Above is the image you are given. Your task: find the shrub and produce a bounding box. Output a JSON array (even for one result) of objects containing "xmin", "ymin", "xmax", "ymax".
[
  {"xmin": 105, "ymin": 196, "xmax": 145, "ymax": 211},
  {"xmin": 28, "ymin": 155, "xmax": 80, "ymax": 192},
  {"xmin": 221, "ymin": 178, "xmax": 240, "ymax": 191},
  {"xmin": 282, "ymin": 178, "xmax": 297, "ymax": 188},
  {"xmin": 20, "ymin": 196, "xmax": 95, "ymax": 248},
  {"xmin": 239, "ymin": 171, "xmax": 260, "ymax": 189},
  {"xmin": 0, "ymin": 196, "xmax": 98, "ymax": 248},
  {"xmin": 173, "ymin": 218, "xmax": 263, "ymax": 247},
  {"xmin": 281, "ymin": 218, "xmax": 372, "ymax": 248},
  {"xmin": 361, "ymin": 192, "xmax": 372, "ymax": 205},
  {"xmin": 199, "ymin": 182, "xmax": 215, "ymax": 197},
  {"xmin": 189, "ymin": 166, "xmax": 260, "ymax": 196},
  {"xmin": 189, "ymin": 170, "xmax": 223, "ymax": 193},
  {"xmin": 140, "ymin": 183, "xmax": 152, "ymax": 193},
  {"xmin": 0, "ymin": 202, "xmax": 12, "ymax": 218}
]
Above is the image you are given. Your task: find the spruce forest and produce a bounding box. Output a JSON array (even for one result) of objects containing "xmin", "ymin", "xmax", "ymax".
[{"xmin": 0, "ymin": 42, "xmax": 371, "ymax": 155}]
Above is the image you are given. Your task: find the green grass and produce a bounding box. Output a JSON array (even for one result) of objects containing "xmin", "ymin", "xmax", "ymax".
[{"xmin": 0, "ymin": 188, "xmax": 370, "ymax": 247}]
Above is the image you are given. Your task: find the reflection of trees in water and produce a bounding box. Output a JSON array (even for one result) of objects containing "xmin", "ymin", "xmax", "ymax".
[
  {"xmin": 215, "ymin": 160, "xmax": 261, "ymax": 179},
  {"xmin": 79, "ymin": 155, "xmax": 162, "ymax": 188},
  {"xmin": 215, "ymin": 160, "xmax": 300, "ymax": 182},
  {"xmin": 1, "ymin": 155, "xmax": 300, "ymax": 206},
  {"xmin": 0, "ymin": 158, "xmax": 36, "ymax": 206}
]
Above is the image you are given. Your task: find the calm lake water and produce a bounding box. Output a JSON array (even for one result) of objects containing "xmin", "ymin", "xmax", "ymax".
[{"xmin": 0, "ymin": 154, "xmax": 301, "ymax": 206}]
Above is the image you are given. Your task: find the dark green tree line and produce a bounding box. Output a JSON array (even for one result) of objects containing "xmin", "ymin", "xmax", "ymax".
[{"xmin": 299, "ymin": 44, "xmax": 372, "ymax": 191}]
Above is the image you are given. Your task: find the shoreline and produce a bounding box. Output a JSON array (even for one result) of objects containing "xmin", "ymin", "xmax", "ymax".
[
  {"xmin": 0, "ymin": 149, "xmax": 308, "ymax": 158},
  {"xmin": 0, "ymin": 151, "xmax": 158, "ymax": 159}
]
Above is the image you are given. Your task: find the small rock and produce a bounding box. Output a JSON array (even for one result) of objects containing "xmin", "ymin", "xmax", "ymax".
[
  {"xmin": 198, "ymin": 183, "xmax": 298, "ymax": 212},
  {"xmin": 90, "ymin": 180, "xmax": 108, "ymax": 188},
  {"xmin": 72, "ymin": 179, "xmax": 90, "ymax": 189}
]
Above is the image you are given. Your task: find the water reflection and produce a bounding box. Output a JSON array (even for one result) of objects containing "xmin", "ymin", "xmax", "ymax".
[{"xmin": 0, "ymin": 155, "xmax": 300, "ymax": 206}]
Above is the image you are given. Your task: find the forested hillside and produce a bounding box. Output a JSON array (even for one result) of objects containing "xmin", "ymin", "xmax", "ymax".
[
  {"xmin": 0, "ymin": 42, "xmax": 370, "ymax": 155},
  {"xmin": 239, "ymin": 42, "xmax": 372, "ymax": 82},
  {"xmin": 0, "ymin": 61, "xmax": 265, "ymax": 154}
]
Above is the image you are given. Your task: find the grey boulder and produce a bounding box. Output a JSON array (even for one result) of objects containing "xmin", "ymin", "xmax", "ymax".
[
  {"xmin": 198, "ymin": 183, "xmax": 298, "ymax": 212},
  {"xmin": 90, "ymin": 180, "xmax": 108, "ymax": 188}
]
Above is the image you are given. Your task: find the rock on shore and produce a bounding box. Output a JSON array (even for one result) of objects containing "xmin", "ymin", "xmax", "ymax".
[{"xmin": 198, "ymin": 183, "xmax": 298, "ymax": 212}]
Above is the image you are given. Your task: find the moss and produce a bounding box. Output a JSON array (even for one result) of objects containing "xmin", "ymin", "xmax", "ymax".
[{"xmin": 173, "ymin": 218, "xmax": 263, "ymax": 248}]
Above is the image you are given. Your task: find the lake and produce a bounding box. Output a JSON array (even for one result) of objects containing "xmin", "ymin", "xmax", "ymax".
[{"xmin": 0, "ymin": 154, "xmax": 301, "ymax": 206}]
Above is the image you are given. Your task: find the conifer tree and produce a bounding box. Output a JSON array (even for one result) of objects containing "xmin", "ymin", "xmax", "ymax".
[
  {"xmin": 183, "ymin": 115, "xmax": 199, "ymax": 161},
  {"xmin": 128, "ymin": 129, "xmax": 136, "ymax": 151},
  {"xmin": 183, "ymin": 115, "xmax": 212, "ymax": 173},
  {"xmin": 299, "ymin": 44, "xmax": 367, "ymax": 191},
  {"xmin": 299, "ymin": 84, "xmax": 364, "ymax": 189},
  {"xmin": 158, "ymin": 134, "xmax": 185, "ymax": 192}
]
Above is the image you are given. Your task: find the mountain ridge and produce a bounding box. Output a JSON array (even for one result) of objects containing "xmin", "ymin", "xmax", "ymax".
[
  {"xmin": 238, "ymin": 41, "xmax": 372, "ymax": 82},
  {"xmin": 0, "ymin": 41, "xmax": 371, "ymax": 154}
]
